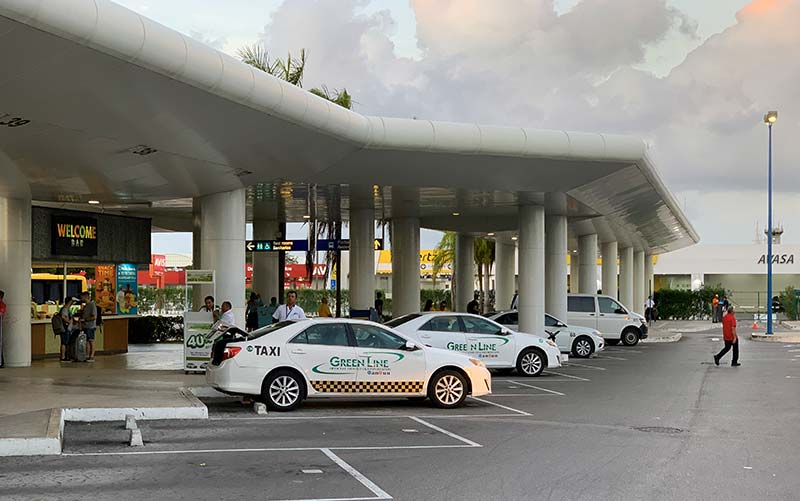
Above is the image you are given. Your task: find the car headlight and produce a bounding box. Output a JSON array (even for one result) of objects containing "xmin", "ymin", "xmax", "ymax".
[
  {"xmin": 469, "ymin": 358, "xmax": 486, "ymax": 368},
  {"xmin": 546, "ymin": 340, "xmax": 558, "ymax": 348}
]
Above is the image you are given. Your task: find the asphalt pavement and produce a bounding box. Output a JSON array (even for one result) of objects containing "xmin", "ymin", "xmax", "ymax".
[{"xmin": 3, "ymin": 328, "xmax": 800, "ymax": 500}]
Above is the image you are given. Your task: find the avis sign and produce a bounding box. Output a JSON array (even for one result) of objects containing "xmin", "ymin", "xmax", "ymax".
[{"xmin": 758, "ymin": 254, "xmax": 795, "ymax": 264}]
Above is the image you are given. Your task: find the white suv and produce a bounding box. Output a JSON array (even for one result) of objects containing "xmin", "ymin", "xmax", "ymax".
[{"xmin": 567, "ymin": 294, "xmax": 648, "ymax": 346}]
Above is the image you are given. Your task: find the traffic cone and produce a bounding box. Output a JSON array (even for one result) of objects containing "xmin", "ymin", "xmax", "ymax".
[{"xmin": 752, "ymin": 320, "xmax": 759, "ymax": 330}]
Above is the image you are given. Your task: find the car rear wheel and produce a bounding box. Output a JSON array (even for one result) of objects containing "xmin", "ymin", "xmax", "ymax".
[
  {"xmin": 263, "ymin": 370, "xmax": 304, "ymax": 411},
  {"xmin": 516, "ymin": 348, "xmax": 545, "ymax": 377},
  {"xmin": 621, "ymin": 328, "xmax": 640, "ymax": 346},
  {"xmin": 428, "ymin": 370, "xmax": 468, "ymax": 408},
  {"xmin": 572, "ymin": 337, "xmax": 594, "ymax": 358}
]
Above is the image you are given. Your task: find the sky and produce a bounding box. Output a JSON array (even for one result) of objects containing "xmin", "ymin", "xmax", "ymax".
[{"xmin": 113, "ymin": 0, "xmax": 798, "ymax": 256}]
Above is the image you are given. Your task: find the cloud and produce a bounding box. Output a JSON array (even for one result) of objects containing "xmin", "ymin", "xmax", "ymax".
[{"xmin": 247, "ymin": 0, "xmax": 800, "ymax": 241}]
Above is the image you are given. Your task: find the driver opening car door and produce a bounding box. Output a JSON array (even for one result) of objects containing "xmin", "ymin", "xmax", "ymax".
[
  {"xmin": 460, "ymin": 316, "xmax": 516, "ymax": 367},
  {"xmin": 350, "ymin": 324, "xmax": 426, "ymax": 393},
  {"xmin": 288, "ymin": 323, "xmax": 356, "ymax": 393},
  {"xmin": 416, "ymin": 315, "xmax": 468, "ymax": 353}
]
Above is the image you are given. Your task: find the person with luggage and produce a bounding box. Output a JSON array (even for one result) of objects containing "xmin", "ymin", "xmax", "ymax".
[
  {"xmin": 54, "ymin": 297, "xmax": 75, "ymax": 362},
  {"xmin": 79, "ymin": 291, "xmax": 98, "ymax": 362}
]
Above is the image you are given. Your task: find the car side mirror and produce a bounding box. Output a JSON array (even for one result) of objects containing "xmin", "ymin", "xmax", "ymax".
[
  {"xmin": 557, "ymin": 322, "xmax": 567, "ymax": 328},
  {"xmin": 405, "ymin": 340, "xmax": 419, "ymax": 351}
]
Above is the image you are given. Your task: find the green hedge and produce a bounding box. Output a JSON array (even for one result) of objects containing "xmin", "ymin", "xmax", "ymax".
[
  {"xmin": 653, "ymin": 286, "xmax": 728, "ymax": 320},
  {"xmin": 129, "ymin": 315, "xmax": 184, "ymax": 343}
]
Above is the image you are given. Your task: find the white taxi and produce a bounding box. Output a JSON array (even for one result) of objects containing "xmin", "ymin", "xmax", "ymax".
[
  {"xmin": 488, "ymin": 311, "xmax": 605, "ymax": 358},
  {"xmin": 205, "ymin": 318, "xmax": 492, "ymax": 411},
  {"xmin": 387, "ymin": 312, "xmax": 564, "ymax": 377}
]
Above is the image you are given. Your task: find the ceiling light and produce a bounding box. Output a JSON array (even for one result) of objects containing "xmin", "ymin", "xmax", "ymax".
[
  {"xmin": 303, "ymin": 215, "xmax": 311, "ymax": 219},
  {"xmin": 452, "ymin": 212, "xmax": 460, "ymax": 216},
  {"xmin": 487, "ymin": 232, "xmax": 495, "ymax": 236},
  {"xmin": 511, "ymin": 236, "xmax": 518, "ymax": 241},
  {"xmin": 88, "ymin": 200, "xmax": 100, "ymax": 205}
]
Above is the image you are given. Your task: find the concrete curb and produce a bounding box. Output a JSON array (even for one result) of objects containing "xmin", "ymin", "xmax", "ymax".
[
  {"xmin": 0, "ymin": 387, "xmax": 211, "ymax": 457},
  {"xmin": 0, "ymin": 408, "xmax": 63, "ymax": 457},
  {"xmin": 751, "ymin": 332, "xmax": 800, "ymax": 343},
  {"xmin": 641, "ymin": 333, "xmax": 682, "ymax": 343}
]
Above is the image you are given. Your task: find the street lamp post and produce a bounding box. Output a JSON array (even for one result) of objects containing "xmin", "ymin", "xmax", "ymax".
[{"xmin": 764, "ymin": 111, "xmax": 778, "ymax": 335}]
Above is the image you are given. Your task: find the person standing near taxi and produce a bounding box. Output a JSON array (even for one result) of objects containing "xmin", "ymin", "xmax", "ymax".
[
  {"xmin": 317, "ymin": 296, "xmax": 333, "ymax": 318},
  {"xmin": 273, "ymin": 290, "xmax": 306, "ymax": 322},
  {"xmin": 714, "ymin": 305, "xmax": 740, "ymax": 367}
]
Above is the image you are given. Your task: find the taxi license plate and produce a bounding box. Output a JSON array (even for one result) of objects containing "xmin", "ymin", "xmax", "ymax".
[{"xmin": 560, "ymin": 354, "xmax": 569, "ymax": 363}]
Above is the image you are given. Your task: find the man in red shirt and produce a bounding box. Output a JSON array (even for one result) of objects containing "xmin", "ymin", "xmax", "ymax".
[{"xmin": 714, "ymin": 305, "xmax": 740, "ymax": 367}]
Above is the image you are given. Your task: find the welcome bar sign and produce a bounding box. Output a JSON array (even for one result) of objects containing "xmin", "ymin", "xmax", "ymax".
[{"xmin": 51, "ymin": 215, "xmax": 98, "ymax": 256}]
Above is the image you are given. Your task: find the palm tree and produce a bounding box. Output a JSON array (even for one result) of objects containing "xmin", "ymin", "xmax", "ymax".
[
  {"xmin": 432, "ymin": 233, "xmax": 496, "ymax": 312},
  {"xmin": 433, "ymin": 232, "xmax": 456, "ymax": 292},
  {"xmin": 238, "ymin": 43, "xmax": 353, "ymax": 286}
]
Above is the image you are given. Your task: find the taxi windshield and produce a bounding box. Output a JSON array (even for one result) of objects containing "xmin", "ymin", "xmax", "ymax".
[
  {"xmin": 385, "ymin": 314, "xmax": 421, "ymax": 328},
  {"xmin": 247, "ymin": 320, "xmax": 295, "ymax": 340}
]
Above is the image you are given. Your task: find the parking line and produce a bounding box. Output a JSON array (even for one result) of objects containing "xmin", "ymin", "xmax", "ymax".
[
  {"xmin": 508, "ymin": 380, "xmax": 565, "ymax": 396},
  {"xmin": 595, "ymin": 355, "xmax": 628, "ymax": 361},
  {"xmin": 408, "ymin": 416, "xmax": 482, "ymax": 447},
  {"xmin": 562, "ymin": 362, "xmax": 606, "ymax": 371},
  {"xmin": 62, "ymin": 444, "xmax": 478, "ymax": 458},
  {"xmin": 209, "ymin": 412, "xmax": 520, "ymax": 422},
  {"xmin": 469, "ymin": 396, "xmax": 531, "ymax": 416},
  {"xmin": 544, "ymin": 371, "xmax": 590, "ymax": 381},
  {"xmin": 321, "ymin": 448, "xmax": 392, "ymax": 500},
  {"xmin": 485, "ymin": 394, "xmax": 560, "ymax": 397}
]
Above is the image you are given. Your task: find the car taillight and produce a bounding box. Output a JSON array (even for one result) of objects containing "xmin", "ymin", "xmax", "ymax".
[{"xmin": 222, "ymin": 346, "xmax": 241, "ymax": 361}]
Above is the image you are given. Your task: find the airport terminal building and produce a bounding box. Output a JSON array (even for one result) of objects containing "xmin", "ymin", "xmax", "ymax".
[{"xmin": 0, "ymin": 0, "xmax": 698, "ymax": 367}]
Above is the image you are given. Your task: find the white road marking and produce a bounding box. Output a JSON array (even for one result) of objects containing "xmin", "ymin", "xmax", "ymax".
[
  {"xmin": 62, "ymin": 444, "xmax": 478, "ymax": 458},
  {"xmin": 562, "ymin": 362, "xmax": 606, "ymax": 371},
  {"xmin": 209, "ymin": 412, "xmax": 523, "ymax": 422},
  {"xmin": 596, "ymin": 355, "xmax": 628, "ymax": 361},
  {"xmin": 787, "ymin": 349, "xmax": 800, "ymax": 352},
  {"xmin": 508, "ymin": 380, "xmax": 566, "ymax": 396},
  {"xmin": 485, "ymin": 394, "xmax": 561, "ymax": 397},
  {"xmin": 320, "ymin": 448, "xmax": 392, "ymax": 500},
  {"xmin": 469, "ymin": 396, "xmax": 531, "ymax": 416},
  {"xmin": 544, "ymin": 371, "xmax": 590, "ymax": 381},
  {"xmin": 408, "ymin": 416, "xmax": 482, "ymax": 447},
  {"xmin": 302, "ymin": 469, "xmax": 323, "ymax": 474},
  {"xmin": 401, "ymin": 429, "xmax": 418, "ymax": 433}
]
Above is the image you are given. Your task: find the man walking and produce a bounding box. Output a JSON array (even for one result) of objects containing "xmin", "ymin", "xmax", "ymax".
[
  {"xmin": 712, "ymin": 294, "xmax": 720, "ymax": 323},
  {"xmin": 467, "ymin": 292, "xmax": 480, "ymax": 315},
  {"xmin": 714, "ymin": 305, "xmax": 741, "ymax": 367}
]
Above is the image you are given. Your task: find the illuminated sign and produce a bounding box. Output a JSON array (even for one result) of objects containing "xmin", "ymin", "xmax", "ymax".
[
  {"xmin": 51, "ymin": 215, "xmax": 98, "ymax": 256},
  {"xmin": 246, "ymin": 239, "xmax": 384, "ymax": 252}
]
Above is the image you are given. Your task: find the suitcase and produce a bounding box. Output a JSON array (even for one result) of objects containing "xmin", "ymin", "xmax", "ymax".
[{"xmin": 69, "ymin": 331, "xmax": 88, "ymax": 362}]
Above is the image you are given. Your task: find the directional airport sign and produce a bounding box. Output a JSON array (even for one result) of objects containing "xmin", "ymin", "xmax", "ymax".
[{"xmin": 246, "ymin": 238, "xmax": 384, "ymax": 252}]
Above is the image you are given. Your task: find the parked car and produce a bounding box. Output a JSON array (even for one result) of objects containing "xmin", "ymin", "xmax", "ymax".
[
  {"xmin": 387, "ymin": 312, "xmax": 565, "ymax": 377},
  {"xmin": 567, "ymin": 294, "xmax": 648, "ymax": 346},
  {"xmin": 488, "ymin": 310, "xmax": 605, "ymax": 358},
  {"xmin": 206, "ymin": 319, "xmax": 492, "ymax": 411}
]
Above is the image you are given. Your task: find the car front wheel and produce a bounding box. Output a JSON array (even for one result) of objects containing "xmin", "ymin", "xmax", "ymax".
[
  {"xmin": 429, "ymin": 370, "xmax": 468, "ymax": 408},
  {"xmin": 263, "ymin": 370, "xmax": 304, "ymax": 411},
  {"xmin": 516, "ymin": 348, "xmax": 545, "ymax": 377},
  {"xmin": 621, "ymin": 328, "xmax": 640, "ymax": 346},
  {"xmin": 572, "ymin": 337, "xmax": 594, "ymax": 358}
]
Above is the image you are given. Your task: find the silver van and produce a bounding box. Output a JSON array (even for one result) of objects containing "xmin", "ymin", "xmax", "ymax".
[{"xmin": 567, "ymin": 294, "xmax": 648, "ymax": 346}]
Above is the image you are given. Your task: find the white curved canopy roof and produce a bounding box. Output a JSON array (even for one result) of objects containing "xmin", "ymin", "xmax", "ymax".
[{"xmin": 0, "ymin": 0, "xmax": 699, "ymax": 253}]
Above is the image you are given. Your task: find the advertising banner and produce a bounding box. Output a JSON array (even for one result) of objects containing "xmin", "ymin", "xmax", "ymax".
[
  {"xmin": 184, "ymin": 311, "xmax": 214, "ymax": 372},
  {"xmin": 95, "ymin": 265, "xmax": 117, "ymax": 315},
  {"xmin": 51, "ymin": 215, "xmax": 98, "ymax": 256},
  {"xmin": 185, "ymin": 269, "xmax": 215, "ymax": 284},
  {"xmin": 116, "ymin": 263, "xmax": 139, "ymax": 314}
]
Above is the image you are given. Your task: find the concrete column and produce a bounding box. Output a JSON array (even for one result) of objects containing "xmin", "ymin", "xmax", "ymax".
[
  {"xmin": 545, "ymin": 215, "xmax": 567, "ymax": 322},
  {"xmin": 252, "ymin": 199, "xmax": 280, "ymax": 302},
  {"xmin": 391, "ymin": 217, "xmax": 420, "ymax": 316},
  {"xmin": 455, "ymin": 233, "xmax": 475, "ymax": 312},
  {"xmin": 349, "ymin": 186, "xmax": 375, "ymax": 310},
  {"xmin": 619, "ymin": 246, "xmax": 634, "ymax": 309},
  {"xmin": 494, "ymin": 233, "xmax": 516, "ymax": 311},
  {"xmin": 191, "ymin": 199, "xmax": 203, "ymax": 311},
  {"xmin": 518, "ymin": 204, "xmax": 545, "ymax": 335},
  {"xmin": 645, "ymin": 253, "xmax": 655, "ymax": 299},
  {"xmin": 578, "ymin": 234, "xmax": 598, "ymax": 294},
  {"xmin": 0, "ymin": 194, "xmax": 32, "ymax": 367},
  {"xmin": 601, "ymin": 241, "xmax": 618, "ymax": 298},
  {"xmin": 200, "ymin": 189, "xmax": 247, "ymax": 326},
  {"xmin": 570, "ymin": 250, "xmax": 579, "ymax": 293},
  {"xmin": 633, "ymin": 250, "xmax": 645, "ymax": 315}
]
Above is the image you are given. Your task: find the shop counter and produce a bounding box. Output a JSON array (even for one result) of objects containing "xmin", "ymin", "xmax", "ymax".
[{"xmin": 31, "ymin": 315, "xmax": 137, "ymax": 359}]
